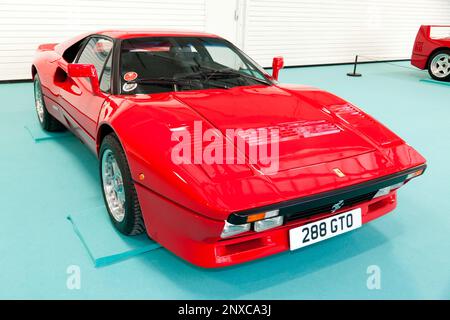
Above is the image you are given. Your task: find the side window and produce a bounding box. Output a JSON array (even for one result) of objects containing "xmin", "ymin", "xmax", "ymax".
[
  {"xmin": 204, "ymin": 43, "xmax": 245, "ymax": 70},
  {"xmin": 77, "ymin": 38, "xmax": 113, "ymax": 77},
  {"xmin": 203, "ymin": 42, "xmax": 264, "ymax": 79},
  {"xmin": 100, "ymin": 53, "xmax": 112, "ymax": 93},
  {"xmin": 63, "ymin": 39, "xmax": 84, "ymax": 63}
]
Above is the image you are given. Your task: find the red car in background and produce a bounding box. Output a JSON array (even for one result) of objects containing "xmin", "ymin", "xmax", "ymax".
[
  {"xmin": 412, "ymin": 25, "xmax": 450, "ymax": 81},
  {"xmin": 32, "ymin": 30, "xmax": 426, "ymax": 268}
]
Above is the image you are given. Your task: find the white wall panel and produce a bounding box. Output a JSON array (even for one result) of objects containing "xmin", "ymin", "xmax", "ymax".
[
  {"xmin": 1, "ymin": 0, "xmax": 450, "ymax": 80},
  {"xmin": 243, "ymin": 0, "xmax": 450, "ymax": 67},
  {"xmin": 0, "ymin": 0, "xmax": 206, "ymax": 80}
]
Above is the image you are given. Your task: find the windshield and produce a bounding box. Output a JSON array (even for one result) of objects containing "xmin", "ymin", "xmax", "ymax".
[{"xmin": 119, "ymin": 37, "xmax": 271, "ymax": 94}]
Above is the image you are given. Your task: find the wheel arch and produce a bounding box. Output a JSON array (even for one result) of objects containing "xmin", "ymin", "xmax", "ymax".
[
  {"xmin": 31, "ymin": 65, "xmax": 37, "ymax": 79},
  {"xmin": 97, "ymin": 123, "xmax": 116, "ymax": 155},
  {"xmin": 426, "ymin": 47, "xmax": 450, "ymax": 69},
  {"xmin": 97, "ymin": 123, "xmax": 135, "ymax": 168}
]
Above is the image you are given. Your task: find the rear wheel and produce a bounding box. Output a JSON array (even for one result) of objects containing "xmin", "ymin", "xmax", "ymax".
[
  {"xmin": 33, "ymin": 74, "xmax": 66, "ymax": 131},
  {"xmin": 100, "ymin": 133, "xmax": 145, "ymax": 235},
  {"xmin": 428, "ymin": 50, "xmax": 450, "ymax": 82}
]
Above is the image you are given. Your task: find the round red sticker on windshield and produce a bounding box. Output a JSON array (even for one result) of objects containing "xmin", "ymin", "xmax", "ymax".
[{"xmin": 124, "ymin": 72, "xmax": 138, "ymax": 82}]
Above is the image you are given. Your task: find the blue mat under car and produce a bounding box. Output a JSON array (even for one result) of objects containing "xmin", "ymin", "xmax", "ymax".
[
  {"xmin": 67, "ymin": 206, "xmax": 161, "ymax": 267},
  {"xmin": 420, "ymin": 78, "xmax": 450, "ymax": 87},
  {"xmin": 24, "ymin": 121, "xmax": 72, "ymax": 142}
]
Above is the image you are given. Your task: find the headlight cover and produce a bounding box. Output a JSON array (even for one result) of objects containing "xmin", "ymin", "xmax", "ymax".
[
  {"xmin": 221, "ymin": 221, "xmax": 251, "ymax": 238},
  {"xmin": 254, "ymin": 216, "xmax": 284, "ymax": 232}
]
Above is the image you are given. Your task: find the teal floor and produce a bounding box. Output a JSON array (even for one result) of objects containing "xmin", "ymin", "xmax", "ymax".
[{"xmin": 0, "ymin": 61, "xmax": 449, "ymax": 299}]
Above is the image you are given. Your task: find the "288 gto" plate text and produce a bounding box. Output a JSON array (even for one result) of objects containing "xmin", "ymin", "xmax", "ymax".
[{"xmin": 289, "ymin": 208, "xmax": 362, "ymax": 250}]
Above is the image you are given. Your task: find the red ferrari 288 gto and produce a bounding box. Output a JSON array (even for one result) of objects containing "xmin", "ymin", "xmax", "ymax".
[{"xmin": 32, "ymin": 30, "xmax": 426, "ymax": 267}]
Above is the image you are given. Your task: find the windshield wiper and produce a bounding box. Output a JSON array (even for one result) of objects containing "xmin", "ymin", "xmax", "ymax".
[
  {"xmin": 132, "ymin": 77, "xmax": 229, "ymax": 90},
  {"xmin": 195, "ymin": 67, "xmax": 272, "ymax": 85},
  {"xmin": 174, "ymin": 70, "xmax": 238, "ymax": 81},
  {"xmin": 133, "ymin": 77, "xmax": 187, "ymax": 85}
]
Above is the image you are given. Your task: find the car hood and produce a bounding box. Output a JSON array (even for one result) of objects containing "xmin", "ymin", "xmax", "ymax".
[
  {"xmin": 109, "ymin": 85, "xmax": 425, "ymax": 219},
  {"xmin": 174, "ymin": 85, "xmax": 376, "ymax": 172}
]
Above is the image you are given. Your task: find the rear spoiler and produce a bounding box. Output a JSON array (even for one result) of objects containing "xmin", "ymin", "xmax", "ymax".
[
  {"xmin": 37, "ymin": 43, "xmax": 58, "ymax": 52},
  {"xmin": 417, "ymin": 25, "xmax": 450, "ymax": 40},
  {"xmin": 413, "ymin": 25, "xmax": 449, "ymax": 54}
]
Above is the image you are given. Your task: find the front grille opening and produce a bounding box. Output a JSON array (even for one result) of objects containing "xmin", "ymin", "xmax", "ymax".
[
  {"xmin": 218, "ymin": 238, "xmax": 267, "ymax": 256},
  {"xmin": 285, "ymin": 191, "xmax": 377, "ymax": 222},
  {"xmin": 368, "ymin": 196, "xmax": 393, "ymax": 212}
]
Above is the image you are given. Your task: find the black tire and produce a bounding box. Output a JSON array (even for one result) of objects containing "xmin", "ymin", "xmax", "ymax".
[
  {"xmin": 33, "ymin": 74, "xmax": 66, "ymax": 131},
  {"xmin": 427, "ymin": 49, "xmax": 450, "ymax": 82},
  {"xmin": 99, "ymin": 133, "xmax": 145, "ymax": 235}
]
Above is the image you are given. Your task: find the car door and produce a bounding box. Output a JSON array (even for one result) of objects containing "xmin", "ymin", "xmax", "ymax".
[{"xmin": 58, "ymin": 36, "xmax": 114, "ymax": 150}]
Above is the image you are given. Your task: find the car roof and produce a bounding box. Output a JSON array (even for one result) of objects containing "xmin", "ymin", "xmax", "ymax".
[
  {"xmin": 94, "ymin": 29, "xmax": 221, "ymax": 39},
  {"xmin": 54, "ymin": 29, "xmax": 222, "ymax": 58}
]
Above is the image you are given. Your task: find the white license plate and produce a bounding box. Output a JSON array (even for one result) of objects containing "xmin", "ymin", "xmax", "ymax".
[{"xmin": 289, "ymin": 208, "xmax": 362, "ymax": 251}]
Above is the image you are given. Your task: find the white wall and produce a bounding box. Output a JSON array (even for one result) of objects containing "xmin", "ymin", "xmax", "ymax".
[
  {"xmin": 1, "ymin": 0, "xmax": 450, "ymax": 80},
  {"xmin": 0, "ymin": 0, "xmax": 206, "ymax": 80},
  {"xmin": 243, "ymin": 0, "xmax": 450, "ymax": 67},
  {"xmin": 205, "ymin": 0, "xmax": 238, "ymax": 45}
]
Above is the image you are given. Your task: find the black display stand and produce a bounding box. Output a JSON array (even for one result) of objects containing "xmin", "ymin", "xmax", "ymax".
[{"xmin": 347, "ymin": 55, "xmax": 362, "ymax": 77}]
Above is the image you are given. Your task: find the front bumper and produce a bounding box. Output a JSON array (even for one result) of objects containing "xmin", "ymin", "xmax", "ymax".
[
  {"xmin": 212, "ymin": 191, "xmax": 397, "ymax": 267},
  {"xmin": 135, "ymin": 165, "xmax": 425, "ymax": 268}
]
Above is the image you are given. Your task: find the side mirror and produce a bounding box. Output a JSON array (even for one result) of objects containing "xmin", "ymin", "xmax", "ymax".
[
  {"xmin": 67, "ymin": 63, "xmax": 99, "ymax": 94},
  {"xmin": 272, "ymin": 56, "xmax": 284, "ymax": 81}
]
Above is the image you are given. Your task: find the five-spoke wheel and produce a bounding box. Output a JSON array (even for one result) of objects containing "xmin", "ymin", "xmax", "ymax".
[
  {"xmin": 100, "ymin": 133, "xmax": 145, "ymax": 235},
  {"xmin": 33, "ymin": 74, "xmax": 66, "ymax": 131},
  {"xmin": 428, "ymin": 50, "xmax": 450, "ymax": 82}
]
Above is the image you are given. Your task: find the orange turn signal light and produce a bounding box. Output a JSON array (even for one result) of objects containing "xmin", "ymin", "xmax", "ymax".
[
  {"xmin": 407, "ymin": 168, "xmax": 424, "ymax": 180},
  {"xmin": 246, "ymin": 209, "xmax": 280, "ymax": 223},
  {"xmin": 247, "ymin": 213, "xmax": 266, "ymax": 223}
]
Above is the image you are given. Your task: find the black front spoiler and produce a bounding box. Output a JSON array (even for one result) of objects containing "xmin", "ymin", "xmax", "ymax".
[{"xmin": 227, "ymin": 164, "xmax": 427, "ymax": 224}]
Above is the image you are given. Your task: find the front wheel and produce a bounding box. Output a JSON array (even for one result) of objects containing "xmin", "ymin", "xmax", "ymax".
[
  {"xmin": 33, "ymin": 74, "xmax": 66, "ymax": 131},
  {"xmin": 428, "ymin": 50, "xmax": 450, "ymax": 82},
  {"xmin": 100, "ymin": 133, "xmax": 145, "ymax": 235}
]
